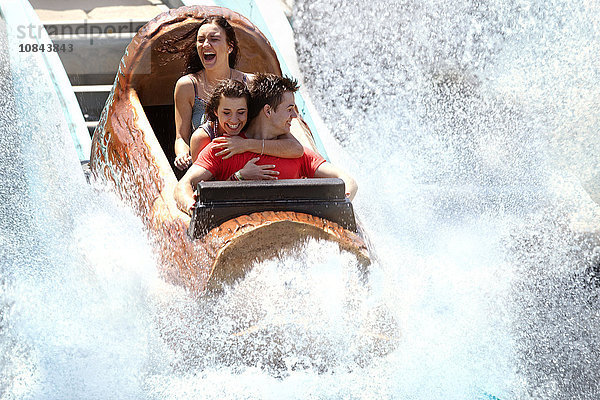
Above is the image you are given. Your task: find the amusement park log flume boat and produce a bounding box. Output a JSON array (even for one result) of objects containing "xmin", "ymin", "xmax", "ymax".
[
  {"xmin": 90, "ymin": 5, "xmax": 371, "ymax": 294},
  {"xmin": 88, "ymin": 5, "xmax": 404, "ymax": 371}
]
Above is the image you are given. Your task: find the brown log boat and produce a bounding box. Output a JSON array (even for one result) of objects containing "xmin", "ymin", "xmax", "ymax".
[{"xmin": 90, "ymin": 5, "xmax": 370, "ymax": 293}]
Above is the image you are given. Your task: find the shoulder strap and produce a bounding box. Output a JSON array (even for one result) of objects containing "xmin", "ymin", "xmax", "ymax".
[{"xmin": 189, "ymin": 74, "xmax": 200, "ymax": 98}]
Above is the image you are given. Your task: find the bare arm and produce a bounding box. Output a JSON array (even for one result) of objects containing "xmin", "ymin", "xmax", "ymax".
[
  {"xmin": 314, "ymin": 162, "xmax": 358, "ymax": 200},
  {"xmin": 174, "ymin": 76, "xmax": 195, "ymax": 170},
  {"xmin": 174, "ymin": 164, "xmax": 214, "ymax": 215},
  {"xmin": 190, "ymin": 127, "xmax": 212, "ymax": 164},
  {"xmin": 212, "ymin": 133, "xmax": 303, "ymax": 159}
]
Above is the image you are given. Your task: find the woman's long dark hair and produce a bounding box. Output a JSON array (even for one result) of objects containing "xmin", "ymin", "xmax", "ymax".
[{"xmin": 186, "ymin": 16, "xmax": 239, "ymax": 74}]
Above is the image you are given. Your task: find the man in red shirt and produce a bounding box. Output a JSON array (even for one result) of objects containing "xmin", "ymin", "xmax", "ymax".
[{"xmin": 174, "ymin": 73, "xmax": 358, "ymax": 215}]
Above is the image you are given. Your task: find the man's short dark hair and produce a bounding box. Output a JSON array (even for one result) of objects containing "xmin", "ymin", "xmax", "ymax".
[{"xmin": 248, "ymin": 73, "xmax": 299, "ymax": 119}]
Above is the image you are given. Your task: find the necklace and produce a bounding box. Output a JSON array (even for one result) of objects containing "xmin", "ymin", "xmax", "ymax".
[{"xmin": 201, "ymin": 68, "xmax": 233, "ymax": 99}]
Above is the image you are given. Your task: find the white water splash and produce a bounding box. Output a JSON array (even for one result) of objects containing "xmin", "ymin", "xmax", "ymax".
[
  {"xmin": 294, "ymin": 0, "xmax": 600, "ymax": 398},
  {"xmin": 0, "ymin": 17, "xmax": 167, "ymax": 398}
]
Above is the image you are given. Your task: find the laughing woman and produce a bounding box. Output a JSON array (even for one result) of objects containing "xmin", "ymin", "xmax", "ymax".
[{"xmin": 174, "ymin": 16, "xmax": 250, "ymax": 170}]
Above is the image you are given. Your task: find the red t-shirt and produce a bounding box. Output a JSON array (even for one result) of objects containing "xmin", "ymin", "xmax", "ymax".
[{"xmin": 194, "ymin": 137, "xmax": 326, "ymax": 180}]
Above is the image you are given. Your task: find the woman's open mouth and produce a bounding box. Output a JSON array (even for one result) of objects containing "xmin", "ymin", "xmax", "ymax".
[
  {"xmin": 225, "ymin": 122, "xmax": 241, "ymax": 133},
  {"xmin": 203, "ymin": 51, "xmax": 216, "ymax": 62}
]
